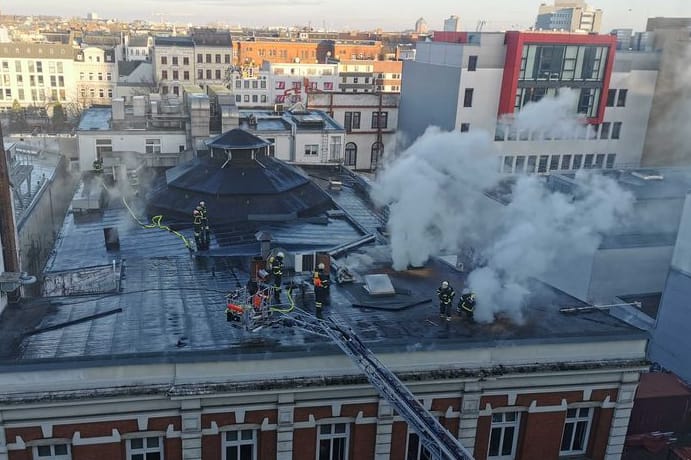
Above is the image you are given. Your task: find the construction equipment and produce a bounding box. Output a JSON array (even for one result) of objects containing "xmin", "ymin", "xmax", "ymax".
[{"xmin": 225, "ymin": 281, "xmax": 474, "ymax": 459}]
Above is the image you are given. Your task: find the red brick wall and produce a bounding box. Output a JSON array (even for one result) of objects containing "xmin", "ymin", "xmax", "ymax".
[
  {"xmin": 165, "ymin": 438, "xmax": 182, "ymax": 460},
  {"xmin": 293, "ymin": 427, "xmax": 317, "ymax": 459},
  {"xmin": 473, "ymin": 415, "xmax": 492, "ymax": 460},
  {"xmin": 342, "ymin": 402, "xmax": 378, "ymax": 418},
  {"xmin": 390, "ymin": 421, "xmax": 408, "ymax": 460},
  {"xmin": 351, "ymin": 423, "xmax": 376, "ymax": 460},
  {"xmin": 149, "ymin": 416, "xmax": 181, "ymax": 431},
  {"xmin": 72, "ymin": 442, "xmax": 122, "ymax": 460},
  {"xmin": 8, "ymin": 450, "xmax": 31, "ymax": 460},
  {"xmin": 5, "ymin": 427, "xmax": 44, "ymax": 444},
  {"xmin": 516, "ymin": 391, "xmax": 582, "ymax": 407},
  {"xmin": 518, "ymin": 411, "xmax": 566, "ymax": 460},
  {"xmin": 259, "ymin": 430, "xmax": 277, "ymax": 460},
  {"xmin": 202, "ymin": 433, "xmax": 221, "ymax": 460},
  {"xmin": 589, "ymin": 408, "xmax": 614, "ymax": 460}
]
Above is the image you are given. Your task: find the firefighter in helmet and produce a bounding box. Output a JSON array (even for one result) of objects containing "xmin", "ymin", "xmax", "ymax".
[
  {"xmin": 459, "ymin": 288, "xmax": 476, "ymax": 321},
  {"xmin": 268, "ymin": 251, "xmax": 285, "ymax": 302},
  {"xmin": 93, "ymin": 158, "xmax": 103, "ymax": 174},
  {"xmin": 193, "ymin": 209, "xmax": 204, "ymax": 249},
  {"xmin": 313, "ymin": 262, "xmax": 331, "ymax": 316},
  {"xmin": 436, "ymin": 280, "xmax": 455, "ymax": 321}
]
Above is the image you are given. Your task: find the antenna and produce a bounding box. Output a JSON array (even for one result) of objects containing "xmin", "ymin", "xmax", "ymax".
[{"xmin": 476, "ymin": 20, "xmax": 487, "ymax": 32}]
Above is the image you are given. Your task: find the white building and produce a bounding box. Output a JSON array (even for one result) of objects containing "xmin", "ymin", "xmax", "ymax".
[
  {"xmin": 338, "ymin": 60, "xmax": 375, "ymax": 93},
  {"xmin": 535, "ymin": 0, "xmax": 603, "ymax": 34},
  {"xmin": 398, "ymin": 32, "xmax": 659, "ymax": 172},
  {"xmin": 239, "ymin": 106, "xmax": 345, "ymax": 166},
  {"xmin": 123, "ymin": 34, "xmax": 152, "ymax": 62},
  {"xmin": 191, "ymin": 29, "xmax": 233, "ymax": 90},
  {"xmin": 444, "ymin": 15, "xmax": 461, "ymax": 32},
  {"xmin": 152, "ymin": 36, "xmax": 196, "ymax": 97},
  {"xmin": 307, "ymin": 92, "xmax": 399, "ymax": 171},
  {"xmin": 0, "ymin": 42, "xmax": 79, "ymax": 109},
  {"xmin": 74, "ymin": 46, "xmax": 117, "ymax": 107}
]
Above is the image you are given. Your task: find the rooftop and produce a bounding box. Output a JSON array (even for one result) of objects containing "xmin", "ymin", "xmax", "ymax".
[{"xmin": 0, "ymin": 167, "xmax": 645, "ymax": 368}]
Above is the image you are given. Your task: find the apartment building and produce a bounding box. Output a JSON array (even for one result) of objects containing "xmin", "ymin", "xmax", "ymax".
[
  {"xmin": 398, "ymin": 31, "xmax": 659, "ymax": 171},
  {"xmin": 308, "ymin": 92, "xmax": 399, "ymax": 171},
  {"xmin": 75, "ymin": 46, "xmax": 117, "ymax": 106},
  {"xmin": 191, "ymin": 28, "xmax": 232, "ymax": 90},
  {"xmin": 234, "ymin": 38, "xmax": 383, "ymax": 66},
  {"xmin": 373, "ymin": 60, "xmax": 403, "ymax": 93},
  {"xmin": 123, "ymin": 34, "xmax": 152, "ymax": 62},
  {"xmin": 0, "ymin": 42, "xmax": 79, "ymax": 109},
  {"xmin": 338, "ymin": 60, "xmax": 375, "ymax": 93},
  {"xmin": 152, "ymin": 36, "xmax": 195, "ymax": 97},
  {"xmin": 535, "ymin": 0, "xmax": 603, "ymax": 33}
]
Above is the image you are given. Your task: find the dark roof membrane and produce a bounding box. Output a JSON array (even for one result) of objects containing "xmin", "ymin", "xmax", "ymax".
[{"xmin": 206, "ymin": 129, "xmax": 271, "ymax": 150}]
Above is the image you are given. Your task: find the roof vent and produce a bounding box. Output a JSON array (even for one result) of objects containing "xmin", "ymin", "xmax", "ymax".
[
  {"xmin": 363, "ymin": 274, "xmax": 396, "ymax": 297},
  {"xmin": 631, "ymin": 170, "xmax": 664, "ymax": 181}
]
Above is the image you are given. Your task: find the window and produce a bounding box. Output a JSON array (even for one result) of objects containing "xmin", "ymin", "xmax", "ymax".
[
  {"xmin": 573, "ymin": 154, "xmax": 583, "ymax": 169},
  {"xmin": 265, "ymin": 138, "xmax": 275, "ymax": 156},
  {"xmin": 260, "ymin": 80, "xmax": 267, "ymax": 89},
  {"xmin": 330, "ymin": 136, "xmax": 342, "ymax": 161},
  {"xmin": 96, "ymin": 139, "xmax": 112, "ymax": 156},
  {"xmin": 172, "ymin": 70, "xmax": 179, "ymax": 80},
  {"xmin": 223, "ymin": 429, "xmax": 256, "ymax": 460},
  {"xmin": 160, "ymin": 56, "xmax": 167, "ymax": 65},
  {"xmin": 584, "ymin": 154, "xmax": 594, "ymax": 169},
  {"xmin": 538, "ymin": 155, "xmax": 549, "ymax": 173},
  {"xmin": 606, "ymin": 153, "xmax": 616, "ymax": 168},
  {"xmin": 183, "ymin": 71, "xmax": 190, "ymax": 81},
  {"xmin": 207, "ymin": 70, "xmax": 213, "ymax": 80},
  {"xmin": 244, "ymin": 95, "xmax": 250, "ymax": 102},
  {"xmin": 488, "ymin": 412, "xmax": 520, "ymax": 459},
  {"xmin": 183, "ymin": 57, "xmax": 189, "ymax": 65},
  {"xmin": 172, "ymin": 56, "xmax": 178, "ymax": 66},
  {"xmin": 595, "ymin": 153, "xmax": 605, "ymax": 169},
  {"xmin": 344, "ymin": 111, "xmax": 361, "ymax": 131},
  {"xmin": 600, "ymin": 122, "xmax": 611, "ymax": 139},
  {"xmin": 324, "ymin": 82, "xmax": 333, "ymax": 90},
  {"xmin": 371, "ymin": 142, "xmax": 384, "ymax": 168},
  {"xmin": 198, "ymin": 69, "xmax": 204, "ymax": 80},
  {"xmin": 98, "ymin": 72, "xmax": 103, "ymax": 81},
  {"xmin": 215, "ymin": 54, "xmax": 221, "ymax": 64},
  {"xmin": 503, "ymin": 156, "xmax": 514, "ymax": 173},
  {"xmin": 127, "ymin": 437, "xmax": 163, "ymax": 460},
  {"xmin": 261, "ymin": 95, "xmax": 267, "ymax": 103},
  {"xmin": 252, "ymin": 95, "xmax": 258, "ymax": 103},
  {"xmin": 606, "ymin": 89, "xmax": 616, "ymax": 107},
  {"xmin": 561, "ymin": 154, "xmax": 572, "ymax": 170},
  {"xmin": 173, "ymin": 86, "xmax": 179, "ymax": 96},
  {"xmin": 344, "ymin": 142, "xmax": 357, "ymax": 166},
  {"xmin": 526, "ymin": 155, "xmax": 537, "ymax": 173},
  {"xmin": 304, "ymin": 144, "xmax": 319, "ymax": 155},
  {"xmin": 318, "ymin": 423, "xmax": 349, "ymax": 460},
  {"xmin": 235, "ymin": 94, "xmax": 241, "ymax": 102},
  {"xmin": 197, "ymin": 54, "xmax": 203, "ymax": 63},
  {"xmin": 161, "ymin": 70, "xmax": 168, "ymax": 80},
  {"xmin": 549, "ymin": 155, "xmax": 559, "ymax": 171},
  {"xmin": 371, "ymin": 111, "xmax": 388, "ymax": 129},
  {"xmin": 106, "ymin": 72, "xmax": 112, "ymax": 81},
  {"xmin": 145, "ymin": 139, "xmax": 161, "ymax": 154},
  {"xmin": 216, "ymin": 69, "xmax": 222, "ymax": 80},
  {"xmin": 206, "ymin": 54, "xmax": 212, "ymax": 63},
  {"xmin": 616, "ymin": 89, "xmax": 628, "ymax": 107},
  {"xmin": 34, "ymin": 443, "xmax": 70, "ymax": 459},
  {"xmin": 243, "ymin": 80, "xmax": 249, "ymax": 89},
  {"xmin": 468, "ymin": 55, "xmax": 478, "ymax": 71},
  {"xmin": 36, "ymin": 61, "xmax": 42, "ymax": 72},
  {"xmin": 460, "ymin": 123, "xmax": 470, "ymax": 132},
  {"xmin": 406, "ymin": 430, "xmax": 432, "ymax": 460},
  {"xmin": 561, "ymin": 408, "xmax": 593, "ymax": 455},
  {"xmin": 463, "ymin": 88, "xmax": 474, "ymax": 107},
  {"xmin": 225, "ymin": 54, "xmax": 231, "ymax": 64},
  {"xmin": 611, "ymin": 122, "xmax": 622, "ymax": 140}
]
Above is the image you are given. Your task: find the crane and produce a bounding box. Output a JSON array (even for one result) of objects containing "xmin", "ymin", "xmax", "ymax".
[{"xmin": 225, "ymin": 282, "xmax": 475, "ymax": 460}]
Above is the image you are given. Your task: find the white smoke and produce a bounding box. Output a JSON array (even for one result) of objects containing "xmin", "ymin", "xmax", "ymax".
[{"xmin": 372, "ymin": 91, "xmax": 634, "ymax": 323}]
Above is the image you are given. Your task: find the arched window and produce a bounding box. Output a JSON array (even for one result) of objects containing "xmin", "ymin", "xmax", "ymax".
[
  {"xmin": 344, "ymin": 142, "xmax": 357, "ymax": 167},
  {"xmin": 371, "ymin": 142, "xmax": 384, "ymax": 170}
]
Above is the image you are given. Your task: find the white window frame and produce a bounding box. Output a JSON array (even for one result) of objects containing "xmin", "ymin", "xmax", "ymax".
[
  {"xmin": 32, "ymin": 443, "xmax": 71, "ymax": 459},
  {"xmin": 488, "ymin": 412, "xmax": 520, "ymax": 459},
  {"xmin": 317, "ymin": 423, "xmax": 349, "ymax": 460},
  {"xmin": 126, "ymin": 436, "xmax": 164, "ymax": 460},
  {"xmin": 222, "ymin": 429, "xmax": 258, "ymax": 460},
  {"xmin": 405, "ymin": 429, "xmax": 432, "ymax": 460},
  {"xmin": 560, "ymin": 407, "xmax": 593, "ymax": 456},
  {"xmin": 145, "ymin": 138, "xmax": 162, "ymax": 154},
  {"xmin": 329, "ymin": 136, "xmax": 342, "ymax": 161},
  {"xmin": 304, "ymin": 144, "xmax": 319, "ymax": 156}
]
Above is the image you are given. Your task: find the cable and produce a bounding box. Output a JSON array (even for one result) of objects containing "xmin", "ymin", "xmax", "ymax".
[{"xmin": 101, "ymin": 181, "xmax": 192, "ymax": 249}]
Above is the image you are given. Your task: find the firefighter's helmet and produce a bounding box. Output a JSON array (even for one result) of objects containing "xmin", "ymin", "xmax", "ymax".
[
  {"xmin": 276, "ymin": 252, "xmax": 284, "ymax": 259},
  {"xmin": 199, "ymin": 201, "xmax": 206, "ymax": 207},
  {"xmin": 441, "ymin": 281, "xmax": 449, "ymax": 289},
  {"xmin": 318, "ymin": 263, "xmax": 325, "ymax": 270}
]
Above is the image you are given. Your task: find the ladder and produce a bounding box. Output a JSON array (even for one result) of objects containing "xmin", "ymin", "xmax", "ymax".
[{"xmin": 285, "ymin": 310, "xmax": 475, "ymax": 460}]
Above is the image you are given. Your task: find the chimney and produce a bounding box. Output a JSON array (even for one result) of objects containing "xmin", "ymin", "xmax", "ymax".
[
  {"xmin": 132, "ymin": 95, "xmax": 146, "ymax": 117},
  {"xmin": 112, "ymin": 97, "xmax": 125, "ymax": 120}
]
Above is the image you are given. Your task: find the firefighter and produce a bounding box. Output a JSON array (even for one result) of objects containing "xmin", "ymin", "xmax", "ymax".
[
  {"xmin": 267, "ymin": 252, "xmax": 284, "ymax": 302},
  {"xmin": 459, "ymin": 289, "xmax": 476, "ymax": 321},
  {"xmin": 196, "ymin": 204, "xmax": 209, "ymax": 248},
  {"xmin": 436, "ymin": 280, "xmax": 455, "ymax": 321},
  {"xmin": 93, "ymin": 158, "xmax": 103, "ymax": 174},
  {"xmin": 313, "ymin": 262, "xmax": 330, "ymax": 316},
  {"xmin": 193, "ymin": 209, "xmax": 205, "ymax": 250}
]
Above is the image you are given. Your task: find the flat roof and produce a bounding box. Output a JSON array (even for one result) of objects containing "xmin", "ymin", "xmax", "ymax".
[
  {"xmin": 77, "ymin": 107, "xmax": 112, "ymax": 131},
  {"xmin": 0, "ymin": 170, "xmax": 645, "ymax": 367}
]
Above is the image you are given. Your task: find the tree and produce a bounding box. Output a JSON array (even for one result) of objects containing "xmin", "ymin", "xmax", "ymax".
[{"xmin": 51, "ymin": 103, "xmax": 66, "ymax": 131}]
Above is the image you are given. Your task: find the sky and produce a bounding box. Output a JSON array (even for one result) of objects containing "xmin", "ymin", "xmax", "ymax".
[{"xmin": 4, "ymin": 0, "xmax": 691, "ymax": 32}]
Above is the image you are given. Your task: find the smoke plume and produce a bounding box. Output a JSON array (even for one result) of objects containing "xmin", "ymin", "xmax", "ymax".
[{"xmin": 372, "ymin": 91, "xmax": 634, "ymax": 322}]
